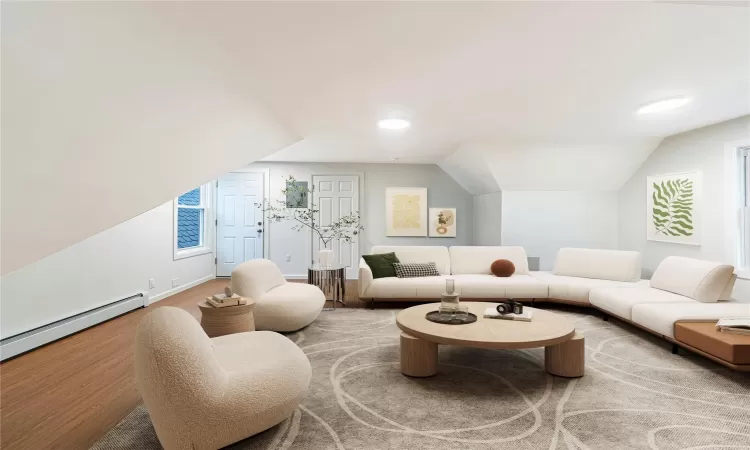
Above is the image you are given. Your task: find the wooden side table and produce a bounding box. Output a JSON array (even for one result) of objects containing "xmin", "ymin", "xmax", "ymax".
[
  {"xmin": 674, "ymin": 321, "xmax": 750, "ymax": 371},
  {"xmin": 198, "ymin": 299, "xmax": 256, "ymax": 338}
]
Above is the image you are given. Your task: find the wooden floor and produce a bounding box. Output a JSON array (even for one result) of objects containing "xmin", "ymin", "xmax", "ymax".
[{"xmin": 0, "ymin": 278, "xmax": 389, "ymax": 450}]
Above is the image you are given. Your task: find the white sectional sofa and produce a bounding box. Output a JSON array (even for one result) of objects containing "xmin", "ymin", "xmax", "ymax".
[
  {"xmin": 359, "ymin": 245, "xmax": 547, "ymax": 300},
  {"xmin": 590, "ymin": 256, "xmax": 743, "ymax": 338},
  {"xmin": 359, "ymin": 245, "xmax": 748, "ymax": 369},
  {"xmin": 531, "ymin": 247, "xmax": 648, "ymax": 304},
  {"xmin": 358, "ymin": 245, "xmax": 643, "ymax": 303}
]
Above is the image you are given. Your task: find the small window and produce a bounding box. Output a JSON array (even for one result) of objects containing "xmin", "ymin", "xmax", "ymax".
[{"xmin": 174, "ymin": 184, "xmax": 211, "ymax": 259}]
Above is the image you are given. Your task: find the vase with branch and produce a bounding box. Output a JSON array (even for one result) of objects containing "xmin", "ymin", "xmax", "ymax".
[{"xmin": 258, "ymin": 176, "xmax": 364, "ymax": 267}]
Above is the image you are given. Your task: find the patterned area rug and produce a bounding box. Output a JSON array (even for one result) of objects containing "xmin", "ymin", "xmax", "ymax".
[{"xmin": 92, "ymin": 307, "xmax": 750, "ymax": 450}]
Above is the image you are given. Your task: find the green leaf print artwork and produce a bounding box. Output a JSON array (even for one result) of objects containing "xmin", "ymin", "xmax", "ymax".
[{"xmin": 652, "ymin": 178, "xmax": 693, "ymax": 237}]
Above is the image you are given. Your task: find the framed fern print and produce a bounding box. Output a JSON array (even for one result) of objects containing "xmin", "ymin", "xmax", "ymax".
[{"xmin": 646, "ymin": 172, "xmax": 701, "ymax": 245}]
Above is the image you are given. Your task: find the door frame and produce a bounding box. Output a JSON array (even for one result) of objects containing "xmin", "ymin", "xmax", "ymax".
[
  {"xmin": 310, "ymin": 172, "xmax": 365, "ymax": 279},
  {"xmin": 213, "ymin": 168, "xmax": 271, "ymax": 277}
]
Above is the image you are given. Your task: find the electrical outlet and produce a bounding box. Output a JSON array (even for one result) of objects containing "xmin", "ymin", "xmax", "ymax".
[
  {"xmin": 172, "ymin": 278, "xmax": 179, "ymax": 288},
  {"xmin": 148, "ymin": 278, "xmax": 156, "ymax": 289},
  {"xmin": 285, "ymin": 254, "xmax": 292, "ymax": 262}
]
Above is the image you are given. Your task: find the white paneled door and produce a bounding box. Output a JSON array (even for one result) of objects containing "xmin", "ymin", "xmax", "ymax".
[
  {"xmin": 312, "ymin": 175, "xmax": 360, "ymax": 279},
  {"xmin": 216, "ymin": 172, "xmax": 265, "ymax": 277}
]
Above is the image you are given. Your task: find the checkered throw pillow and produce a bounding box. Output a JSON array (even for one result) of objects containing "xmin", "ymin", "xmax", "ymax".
[{"xmin": 393, "ymin": 262, "xmax": 440, "ymax": 278}]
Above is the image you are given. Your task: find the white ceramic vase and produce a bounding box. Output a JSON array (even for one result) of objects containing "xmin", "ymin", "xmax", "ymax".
[{"xmin": 318, "ymin": 249, "xmax": 335, "ymax": 267}]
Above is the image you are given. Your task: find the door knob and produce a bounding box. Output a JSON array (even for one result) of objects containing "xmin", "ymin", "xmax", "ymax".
[
  {"xmin": 257, "ymin": 229, "xmax": 263, "ymax": 233},
  {"xmin": 257, "ymin": 222, "xmax": 262, "ymax": 226}
]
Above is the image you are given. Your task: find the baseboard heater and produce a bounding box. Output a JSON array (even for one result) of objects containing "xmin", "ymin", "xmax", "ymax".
[{"xmin": 0, "ymin": 293, "xmax": 146, "ymax": 362}]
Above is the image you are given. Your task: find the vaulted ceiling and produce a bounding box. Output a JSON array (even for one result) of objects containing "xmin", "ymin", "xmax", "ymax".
[
  {"xmin": 2, "ymin": 1, "xmax": 748, "ymax": 273},
  {"xmin": 249, "ymin": 1, "xmax": 749, "ymax": 191}
]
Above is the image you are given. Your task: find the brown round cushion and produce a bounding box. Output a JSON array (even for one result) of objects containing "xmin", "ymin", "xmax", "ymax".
[{"xmin": 490, "ymin": 259, "xmax": 515, "ymax": 277}]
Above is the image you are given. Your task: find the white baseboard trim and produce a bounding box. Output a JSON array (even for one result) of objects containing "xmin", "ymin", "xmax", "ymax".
[
  {"xmin": 1, "ymin": 293, "xmax": 146, "ymax": 361},
  {"xmin": 146, "ymin": 274, "xmax": 216, "ymax": 305}
]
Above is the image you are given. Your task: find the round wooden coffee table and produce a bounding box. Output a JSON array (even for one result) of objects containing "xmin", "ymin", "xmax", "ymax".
[{"xmin": 396, "ymin": 302, "xmax": 583, "ymax": 378}]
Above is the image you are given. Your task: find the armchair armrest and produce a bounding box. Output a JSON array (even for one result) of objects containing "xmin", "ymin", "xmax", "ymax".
[{"xmin": 358, "ymin": 258, "xmax": 373, "ymax": 298}]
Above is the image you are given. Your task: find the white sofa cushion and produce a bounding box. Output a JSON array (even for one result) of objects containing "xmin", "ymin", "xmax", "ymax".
[
  {"xmin": 589, "ymin": 287, "xmax": 690, "ymax": 320},
  {"xmin": 531, "ymin": 272, "xmax": 648, "ymax": 305},
  {"xmin": 553, "ymin": 248, "xmax": 641, "ymax": 282},
  {"xmin": 371, "ymin": 246, "xmax": 450, "ymax": 275},
  {"xmin": 650, "ymin": 256, "xmax": 734, "ymax": 303},
  {"xmin": 449, "ymin": 246, "xmax": 530, "ymax": 275},
  {"xmin": 452, "ymin": 274, "xmax": 547, "ymax": 299},
  {"xmin": 364, "ymin": 275, "xmax": 449, "ymax": 299},
  {"xmin": 631, "ymin": 301, "xmax": 750, "ymax": 338}
]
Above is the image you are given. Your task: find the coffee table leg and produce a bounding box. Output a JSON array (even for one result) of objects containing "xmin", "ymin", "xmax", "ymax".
[
  {"xmin": 400, "ymin": 332, "xmax": 438, "ymax": 377},
  {"xmin": 545, "ymin": 331, "xmax": 584, "ymax": 378}
]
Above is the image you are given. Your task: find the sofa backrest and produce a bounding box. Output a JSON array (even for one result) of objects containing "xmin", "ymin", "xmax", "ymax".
[
  {"xmin": 650, "ymin": 256, "xmax": 735, "ymax": 303},
  {"xmin": 449, "ymin": 246, "xmax": 529, "ymax": 275},
  {"xmin": 553, "ymin": 248, "xmax": 641, "ymax": 282},
  {"xmin": 370, "ymin": 246, "xmax": 450, "ymax": 275}
]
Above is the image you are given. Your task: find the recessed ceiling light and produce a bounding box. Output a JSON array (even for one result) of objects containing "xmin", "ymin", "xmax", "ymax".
[
  {"xmin": 637, "ymin": 97, "xmax": 692, "ymax": 115},
  {"xmin": 378, "ymin": 118, "xmax": 411, "ymax": 130}
]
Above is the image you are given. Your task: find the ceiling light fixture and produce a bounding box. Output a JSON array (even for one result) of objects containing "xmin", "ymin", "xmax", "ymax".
[
  {"xmin": 378, "ymin": 118, "xmax": 411, "ymax": 130},
  {"xmin": 636, "ymin": 96, "xmax": 692, "ymax": 115}
]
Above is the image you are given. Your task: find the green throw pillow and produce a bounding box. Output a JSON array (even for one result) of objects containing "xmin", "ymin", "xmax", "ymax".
[{"xmin": 362, "ymin": 252, "xmax": 401, "ymax": 279}]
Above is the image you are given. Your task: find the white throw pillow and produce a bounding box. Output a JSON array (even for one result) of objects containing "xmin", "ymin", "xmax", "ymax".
[{"xmin": 649, "ymin": 256, "xmax": 734, "ymax": 303}]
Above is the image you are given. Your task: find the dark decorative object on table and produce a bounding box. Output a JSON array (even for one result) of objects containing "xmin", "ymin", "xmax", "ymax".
[
  {"xmin": 425, "ymin": 311, "xmax": 478, "ymax": 325},
  {"xmin": 490, "ymin": 259, "xmax": 516, "ymax": 277},
  {"xmin": 495, "ymin": 300, "xmax": 524, "ymax": 315}
]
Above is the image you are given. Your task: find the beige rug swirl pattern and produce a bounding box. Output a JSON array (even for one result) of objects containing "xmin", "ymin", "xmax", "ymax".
[{"xmin": 93, "ymin": 307, "xmax": 750, "ymax": 450}]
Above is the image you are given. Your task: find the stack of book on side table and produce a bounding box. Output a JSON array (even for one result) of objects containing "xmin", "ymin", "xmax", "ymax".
[
  {"xmin": 206, "ymin": 287, "xmax": 247, "ymax": 308},
  {"xmin": 715, "ymin": 318, "xmax": 750, "ymax": 336}
]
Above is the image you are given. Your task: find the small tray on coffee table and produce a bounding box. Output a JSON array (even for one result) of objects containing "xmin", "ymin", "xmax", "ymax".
[{"xmin": 425, "ymin": 311, "xmax": 478, "ymax": 325}]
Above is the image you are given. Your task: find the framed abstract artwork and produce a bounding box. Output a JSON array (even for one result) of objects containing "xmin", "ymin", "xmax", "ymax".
[
  {"xmin": 646, "ymin": 172, "xmax": 701, "ymax": 245},
  {"xmin": 429, "ymin": 208, "xmax": 456, "ymax": 237},
  {"xmin": 285, "ymin": 180, "xmax": 309, "ymax": 208},
  {"xmin": 385, "ymin": 187, "xmax": 427, "ymax": 236}
]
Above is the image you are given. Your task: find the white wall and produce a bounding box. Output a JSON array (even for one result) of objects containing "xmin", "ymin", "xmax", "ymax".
[
  {"xmin": 438, "ymin": 144, "xmax": 500, "ymax": 195},
  {"xmin": 473, "ymin": 192, "xmax": 503, "ymax": 246},
  {"xmin": 1, "ymin": 2, "xmax": 297, "ymax": 275},
  {"xmin": 618, "ymin": 115, "xmax": 750, "ymax": 301},
  {"xmin": 501, "ymin": 191, "xmax": 619, "ymax": 270},
  {"xmin": 245, "ymin": 162, "xmax": 474, "ymax": 277},
  {"xmin": 0, "ymin": 194, "xmax": 216, "ymax": 340}
]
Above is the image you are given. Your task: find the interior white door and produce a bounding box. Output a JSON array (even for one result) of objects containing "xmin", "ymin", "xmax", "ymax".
[
  {"xmin": 216, "ymin": 172, "xmax": 264, "ymax": 277},
  {"xmin": 312, "ymin": 175, "xmax": 360, "ymax": 279}
]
